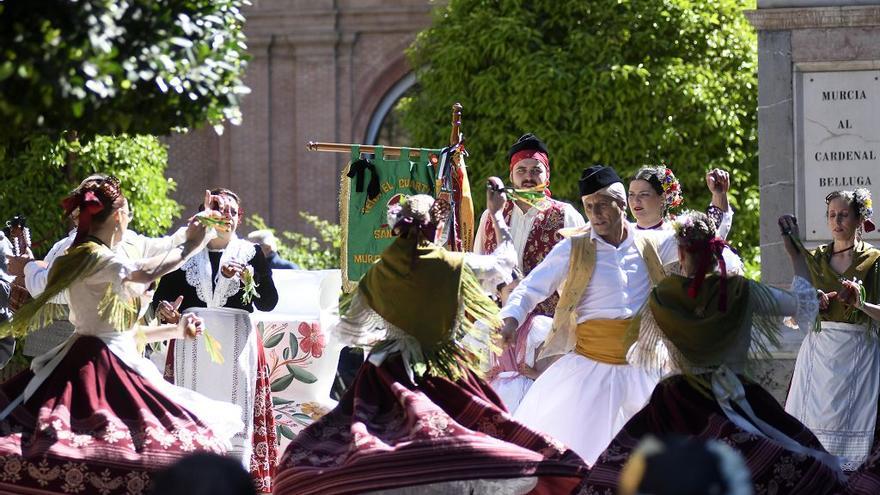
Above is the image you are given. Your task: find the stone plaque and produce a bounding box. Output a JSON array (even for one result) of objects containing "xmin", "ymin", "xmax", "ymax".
[{"xmin": 800, "ymin": 70, "xmax": 880, "ymax": 240}]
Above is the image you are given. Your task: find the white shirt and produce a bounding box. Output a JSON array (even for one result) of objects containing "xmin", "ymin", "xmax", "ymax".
[
  {"xmin": 636, "ymin": 207, "xmax": 733, "ymax": 240},
  {"xmin": 473, "ymin": 201, "xmax": 585, "ymax": 268},
  {"xmin": 24, "ymin": 231, "xmax": 75, "ymax": 303},
  {"xmin": 500, "ymin": 223, "xmax": 677, "ymax": 326},
  {"xmin": 24, "ymin": 228, "xmax": 187, "ymax": 304}
]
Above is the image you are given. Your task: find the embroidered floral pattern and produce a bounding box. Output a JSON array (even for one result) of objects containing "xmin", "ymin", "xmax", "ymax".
[
  {"xmin": 249, "ymin": 352, "xmax": 277, "ymax": 493},
  {"xmin": 298, "ymin": 322, "xmax": 325, "ymax": 358},
  {"xmin": 0, "ymin": 455, "xmax": 158, "ymax": 495},
  {"xmin": 482, "ymin": 200, "xmax": 567, "ymax": 316}
]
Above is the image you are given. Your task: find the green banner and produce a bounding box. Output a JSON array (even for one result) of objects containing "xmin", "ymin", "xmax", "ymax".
[{"xmin": 341, "ymin": 146, "xmax": 437, "ymax": 291}]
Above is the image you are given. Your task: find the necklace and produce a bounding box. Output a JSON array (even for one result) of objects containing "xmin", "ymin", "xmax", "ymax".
[
  {"xmin": 832, "ymin": 244, "xmax": 855, "ymax": 255},
  {"xmin": 85, "ymin": 235, "xmax": 109, "ymax": 247},
  {"xmin": 636, "ymin": 220, "xmax": 664, "ymax": 230}
]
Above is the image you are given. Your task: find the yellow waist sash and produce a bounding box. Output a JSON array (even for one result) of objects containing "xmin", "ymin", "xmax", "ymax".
[{"xmin": 574, "ymin": 319, "xmax": 631, "ymax": 365}]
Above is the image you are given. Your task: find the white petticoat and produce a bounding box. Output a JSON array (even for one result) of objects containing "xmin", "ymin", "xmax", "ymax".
[
  {"xmin": 491, "ymin": 373, "xmax": 534, "ymax": 414},
  {"xmin": 513, "ymin": 353, "xmax": 660, "ymax": 465},
  {"xmin": 785, "ymin": 321, "xmax": 880, "ymax": 470},
  {"xmin": 173, "ymin": 307, "xmax": 258, "ymax": 467},
  {"xmin": 363, "ymin": 477, "xmax": 538, "ymax": 495}
]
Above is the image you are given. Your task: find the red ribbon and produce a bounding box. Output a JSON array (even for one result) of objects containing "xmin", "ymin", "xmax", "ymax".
[
  {"xmin": 686, "ymin": 237, "xmax": 730, "ymax": 312},
  {"xmin": 865, "ymin": 219, "xmax": 876, "ymax": 233},
  {"xmin": 62, "ymin": 190, "xmax": 107, "ymax": 247}
]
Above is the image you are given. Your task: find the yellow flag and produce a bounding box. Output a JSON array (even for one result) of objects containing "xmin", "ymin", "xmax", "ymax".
[{"xmin": 456, "ymin": 153, "xmax": 475, "ymax": 252}]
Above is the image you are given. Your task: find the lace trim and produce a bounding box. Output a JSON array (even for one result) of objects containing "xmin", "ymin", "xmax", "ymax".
[
  {"xmin": 791, "ymin": 275, "xmax": 819, "ymax": 333},
  {"xmin": 182, "ymin": 238, "xmax": 256, "ymax": 308}
]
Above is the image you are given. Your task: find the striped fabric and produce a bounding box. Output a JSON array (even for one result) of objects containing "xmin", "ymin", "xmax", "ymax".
[
  {"xmin": 273, "ymin": 353, "xmax": 587, "ymax": 494},
  {"xmin": 583, "ymin": 374, "xmax": 846, "ymax": 494}
]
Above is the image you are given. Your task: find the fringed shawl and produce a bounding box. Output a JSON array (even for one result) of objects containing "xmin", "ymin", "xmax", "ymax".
[
  {"xmin": 807, "ymin": 241, "xmax": 880, "ymax": 329},
  {"xmin": 626, "ymin": 274, "xmax": 785, "ymax": 391},
  {"xmin": 0, "ymin": 242, "xmax": 139, "ymax": 338},
  {"xmin": 340, "ymin": 234, "xmax": 501, "ymax": 380}
]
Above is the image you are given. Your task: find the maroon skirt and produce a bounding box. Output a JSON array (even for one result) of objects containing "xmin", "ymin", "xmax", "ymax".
[
  {"xmin": 273, "ymin": 353, "xmax": 588, "ymax": 494},
  {"xmin": 583, "ymin": 374, "xmax": 845, "ymax": 495},
  {"xmin": 0, "ymin": 336, "xmax": 226, "ymax": 495}
]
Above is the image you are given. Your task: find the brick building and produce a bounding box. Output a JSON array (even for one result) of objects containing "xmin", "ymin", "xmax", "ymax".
[{"xmin": 165, "ymin": 0, "xmax": 435, "ymax": 233}]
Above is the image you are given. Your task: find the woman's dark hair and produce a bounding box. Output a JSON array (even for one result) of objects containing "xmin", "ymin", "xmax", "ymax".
[
  {"xmin": 824, "ymin": 190, "xmax": 858, "ymax": 218},
  {"xmin": 631, "ymin": 166, "xmax": 665, "ymax": 195}
]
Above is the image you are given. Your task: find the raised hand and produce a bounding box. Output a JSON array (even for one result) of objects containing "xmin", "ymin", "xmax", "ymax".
[
  {"xmin": 706, "ymin": 168, "xmax": 730, "ymax": 195},
  {"xmin": 778, "ymin": 215, "xmax": 801, "ymax": 257},
  {"xmin": 486, "ymin": 176, "xmax": 508, "ymax": 216},
  {"xmin": 178, "ymin": 313, "xmax": 204, "ymax": 339},
  {"xmin": 157, "ymin": 295, "xmax": 184, "ymax": 324}
]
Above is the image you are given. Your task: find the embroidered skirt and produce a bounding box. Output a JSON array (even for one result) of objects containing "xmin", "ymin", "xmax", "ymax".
[
  {"xmin": 0, "ymin": 336, "xmax": 231, "ymax": 495},
  {"xmin": 583, "ymin": 374, "xmax": 846, "ymax": 495},
  {"xmin": 273, "ymin": 352, "xmax": 587, "ymax": 494}
]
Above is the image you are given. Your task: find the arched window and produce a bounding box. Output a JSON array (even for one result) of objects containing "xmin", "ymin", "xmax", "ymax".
[{"xmin": 364, "ymin": 72, "xmax": 417, "ymax": 145}]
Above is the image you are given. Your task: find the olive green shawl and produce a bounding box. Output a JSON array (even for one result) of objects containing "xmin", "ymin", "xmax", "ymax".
[
  {"xmin": 807, "ymin": 241, "xmax": 880, "ymax": 328},
  {"xmin": 626, "ymin": 274, "xmax": 783, "ymax": 391},
  {"xmin": 0, "ymin": 242, "xmax": 139, "ymax": 338},
  {"xmin": 341, "ymin": 233, "xmax": 502, "ymax": 379}
]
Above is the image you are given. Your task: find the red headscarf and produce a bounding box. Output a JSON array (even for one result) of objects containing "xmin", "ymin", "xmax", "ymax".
[{"xmin": 510, "ymin": 150, "xmax": 551, "ymax": 197}]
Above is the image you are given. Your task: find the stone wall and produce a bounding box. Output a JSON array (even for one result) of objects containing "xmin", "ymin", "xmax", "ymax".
[{"xmin": 746, "ymin": 2, "xmax": 880, "ymax": 401}]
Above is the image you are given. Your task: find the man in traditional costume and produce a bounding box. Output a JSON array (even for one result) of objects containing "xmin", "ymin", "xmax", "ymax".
[
  {"xmin": 152, "ymin": 188, "xmax": 278, "ymax": 492},
  {"xmin": 585, "ymin": 211, "xmax": 847, "ymax": 494},
  {"xmin": 273, "ymin": 180, "xmax": 587, "ymax": 495},
  {"xmin": 474, "ymin": 133, "xmax": 585, "ymax": 317},
  {"xmin": 500, "ymin": 165, "xmax": 678, "ymax": 466},
  {"xmin": 474, "ymin": 134, "xmax": 584, "ymax": 411}
]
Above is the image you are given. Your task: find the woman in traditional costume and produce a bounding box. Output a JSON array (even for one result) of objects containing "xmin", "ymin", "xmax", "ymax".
[
  {"xmin": 0, "ymin": 176, "xmax": 242, "ymax": 495},
  {"xmin": 152, "ymin": 188, "xmax": 278, "ymax": 491},
  {"xmin": 273, "ymin": 179, "xmax": 587, "ymax": 495},
  {"xmin": 628, "ymin": 166, "xmax": 734, "ymax": 238},
  {"xmin": 584, "ymin": 211, "xmax": 847, "ymax": 494},
  {"xmin": 785, "ymin": 188, "xmax": 880, "ymax": 471}
]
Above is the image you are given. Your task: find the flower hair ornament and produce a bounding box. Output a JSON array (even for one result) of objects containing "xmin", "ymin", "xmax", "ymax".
[
  {"xmin": 853, "ymin": 187, "xmax": 875, "ymax": 233},
  {"xmin": 385, "ymin": 194, "xmax": 442, "ymax": 242},
  {"xmin": 60, "ymin": 175, "xmax": 122, "ymax": 247},
  {"xmin": 659, "ymin": 167, "xmax": 684, "ymax": 210}
]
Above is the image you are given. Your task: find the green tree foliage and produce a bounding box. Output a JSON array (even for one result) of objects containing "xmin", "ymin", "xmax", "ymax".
[
  {"xmin": 0, "ymin": 134, "xmax": 182, "ymax": 255},
  {"xmin": 0, "ymin": 0, "xmax": 249, "ymax": 144},
  {"xmin": 246, "ymin": 213, "xmax": 342, "ymax": 270},
  {"xmin": 401, "ymin": 0, "xmax": 759, "ymax": 267}
]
